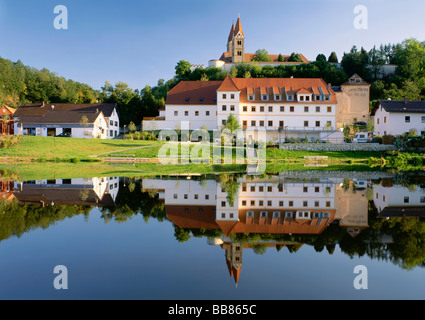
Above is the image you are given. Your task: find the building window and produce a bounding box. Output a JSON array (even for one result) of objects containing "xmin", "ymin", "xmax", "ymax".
[
  {"xmin": 184, "ymin": 194, "xmax": 188, "ymax": 199},
  {"xmin": 230, "ymin": 105, "xmax": 235, "ymax": 111},
  {"xmin": 327, "ymin": 106, "xmax": 332, "ymax": 112},
  {"xmin": 237, "ymin": 40, "xmax": 242, "ymax": 45},
  {"xmin": 289, "ymin": 201, "xmax": 294, "ymax": 207},
  {"xmin": 275, "ymin": 95, "xmax": 281, "ymax": 101},
  {"xmin": 251, "ymin": 200, "xmax": 255, "ymax": 206},
  {"xmin": 422, "ymin": 116, "xmax": 425, "ymax": 123},
  {"xmin": 222, "ymin": 105, "xmax": 227, "ymax": 111},
  {"xmin": 259, "ymin": 106, "xmax": 264, "ymax": 112},
  {"xmin": 242, "ymin": 200, "xmax": 247, "ymax": 206},
  {"xmin": 205, "ymin": 195, "xmax": 209, "ymax": 200},
  {"xmin": 173, "ymin": 194, "xmax": 178, "ymax": 199},
  {"xmin": 248, "ymin": 95, "xmax": 254, "ymax": 101},
  {"xmin": 268, "ymin": 106, "xmax": 273, "ymax": 112},
  {"xmin": 229, "ymin": 213, "xmax": 234, "ymax": 219},
  {"xmin": 299, "ymin": 96, "xmax": 304, "ymax": 101},
  {"xmin": 222, "ymin": 120, "xmax": 226, "ymax": 125},
  {"xmin": 110, "ymin": 120, "xmax": 113, "ymax": 126},
  {"xmin": 243, "ymin": 120, "xmax": 247, "ymax": 127},
  {"xmin": 268, "ymin": 120, "xmax": 273, "ymax": 127},
  {"xmin": 377, "ymin": 118, "xmax": 380, "ymax": 125},
  {"xmin": 185, "ymin": 111, "xmax": 189, "ymax": 116},
  {"xmin": 206, "ymin": 111, "xmax": 210, "ymax": 116},
  {"xmin": 259, "ymin": 121, "xmax": 264, "ymax": 127},
  {"xmin": 174, "ymin": 111, "xmax": 178, "ymax": 116},
  {"xmin": 221, "ymin": 213, "xmax": 226, "ymax": 219},
  {"xmin": 405, "ymin": 116, "xmax": 410, "ymax": 123},
  {"xmin": 267, "ymin": 200, "xmax": 272, "ymax": 206},
  {"xmin": 304, "ymin": 121, "xmax": 309, "ymax": 127},
  {"xmin": 384, "ymin": 116, "xmax": 386, "ymax": 123},
  {"xmin": 194, "ymin": 194, "xmax": 198, "ymax": 199},
  {"xmin": 326, "ymin": 121, "xmax": 332, "ymax": 128},
  {"xmin": 279, "ymin": 121, "xmax": 284, "ymax": 128},
  {"xmin": 305, "ymin": 96, "xmax": 310, "ymax": 101},
  {"xmin": 326, "ymin": 201, "xmax": 331, "ymax": 207},
  {"xmin": 315, "ymin": 201, "xmax": 319, "ymax": 207},
  {"xmin": 315, "ymin": 186, "xmax": 320, "ymax": 192},
  {"xmin": 262, "ymin": 95, "xmax": 268, "ymax": 101},
  {"xmin": 316, "ymin": 106, "xmax": 320, "ymax": 112},
  {"xmin": 316, "ymin": 121, "xmax": 321, "ymax": 127},
  {"xmin": 303, "ymin": 186, "xmax": 308, "ymax": 192},
  {"xmin": 304, "ymin": 106, "xmax": 309, "ymax": 112},
  {"xmin": 280, "ymin": 106, "xmax": 284, "ymax": 112},
  {"xmin": 251, "ymin": 106, "xmax": 256, "ymax": 112},
  {"xmin": 251, "ymin": 120, "xmax": 256, "ymax": 127},
  {"xmin": 237, "ymin": 51, "xmax": 242, "ymax": 56},
  {"xmin": 315, "ymin": 95, "xmax": 321, "ymax": 101},
  {"xmin": 259, "ymin": 186, "xmax": 264, "ymax": 192},
  {"xmin": 303, "ymin": 201, "xmax": 308, "ymax": 207},
  {"xmin": 221, "ymin": 201, "xmax": 226, "ymax": 207},
  {"xmin": 231, "ymin": 94, "xmax": 235, "ymax": 99},
  {"xmin": 290, "ymin": 106, "xmax": 295, "ymax": 112},
  {"xmin": 404, "ymin": 197, "xmax": 409, "ymax": 203},
  {"xmin": 251, "ymin": 186, "xmax": 255, "ymax": 192},
  {"xmin": 110, "ymin": 130, "xmax": 113, "ymax": 137},
  {"xmin": 222, "ymin": 94, "xmax": 227, "ymax": 99},
  {"xmin": 279, "ymin": 201, "xmax": 284, "ymax": 207},
  {"xmin": 259, "ymin": 200, "xmax": 264, "ymax": 206},
  {"xmin": 243, "ymin": 106, "xmax": 247, "ymax": 112},
  {"xmin": 195, "ymin": 111, "xmax": 199, "ymax": 116}
]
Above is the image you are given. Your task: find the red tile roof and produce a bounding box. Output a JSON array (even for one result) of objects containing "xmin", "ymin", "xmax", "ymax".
[
  {"xmin": 166, "ymin": 81, "xmax": 222, "ymax": 105},
  {"xmin": 219, "ymin": 52, "xmax": 310, "ymax": 64},
  {"xmin": 166, "ymin": 78, "xmax": 337, "ymax": 105}
]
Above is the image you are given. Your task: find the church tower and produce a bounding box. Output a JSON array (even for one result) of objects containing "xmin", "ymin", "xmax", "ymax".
[{"xmin": 228, "ymin": 16, "xmax": 245, "ymax": 63}]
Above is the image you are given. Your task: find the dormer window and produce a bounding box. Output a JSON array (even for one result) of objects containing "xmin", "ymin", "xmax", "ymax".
[
  {"xmin": 315, "ymin": 95, "xmax": 321, "ymax": 101},
  {"xmin": 299, "ymin": 96, "xmax": 304, "ymax": 101},
  {"xmin": 325, "ymin": 95, "xmax": 330, "ymax": 101},
  {"xmin": 287, "ymin": 95, "xmax": 294, "ymax": 101},
  {"xmin": 262, "ymin": 95, "xmax": 268, "ymax": 101},
  {"xmin": 305, "ymin": 96, "xmax": 310, "ymax": 101},
  {"xmin": 248, "ymin": 95, "xmax": 255, "ymax": 101},
  {"xmin": 275, "ymin": 95, "xmax": 281, "ymax": 101}
]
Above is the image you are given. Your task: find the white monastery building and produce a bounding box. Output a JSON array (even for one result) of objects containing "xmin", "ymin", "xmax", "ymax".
[{"xmin": 144, "ymin": 75, "xmax": 342, "ymax": 142}]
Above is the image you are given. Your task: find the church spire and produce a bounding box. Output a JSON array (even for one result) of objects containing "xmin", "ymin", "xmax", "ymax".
[{"xmin": 234, "ymin": 16, "xmax": 244, "ymax": 37}]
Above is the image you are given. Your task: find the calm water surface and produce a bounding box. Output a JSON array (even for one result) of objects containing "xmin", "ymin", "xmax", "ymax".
[{"xmin": 0, "ymin": 173, "xmax": 425, "ymax": 300}]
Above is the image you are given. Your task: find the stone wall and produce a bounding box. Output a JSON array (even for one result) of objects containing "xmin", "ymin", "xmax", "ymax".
[{"xmin": 279, "ymin": 143, "xmax": 396, "ymax": 152}]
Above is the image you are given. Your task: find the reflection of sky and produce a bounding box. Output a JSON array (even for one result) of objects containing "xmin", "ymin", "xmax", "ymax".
[{"xmin": 0, "ymin": 208, "xmax": 424, "ymax": 300}]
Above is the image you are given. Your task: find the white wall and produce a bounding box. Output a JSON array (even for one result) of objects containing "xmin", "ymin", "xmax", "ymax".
[{"xmin": 374, "ymin": 107, "xmax": 425, "ymax": 136}]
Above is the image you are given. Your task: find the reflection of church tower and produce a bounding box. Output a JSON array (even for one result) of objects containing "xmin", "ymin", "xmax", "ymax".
[
  {"xmin": 224, "ymin": 242, "xmax": 242, "ymax": 287},
  {"xmin": 227, "ymin": 16, "xmax": 245, "ymax": 63}
]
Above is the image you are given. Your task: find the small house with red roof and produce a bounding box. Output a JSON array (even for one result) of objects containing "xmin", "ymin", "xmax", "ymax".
[{"xmin": 0, "ymin": 106, "xmax": 16, "ymax": 135}]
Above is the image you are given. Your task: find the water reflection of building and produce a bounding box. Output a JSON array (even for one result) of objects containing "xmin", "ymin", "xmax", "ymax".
[
  {"xmin": 372, "ymin": 179, "xmax": 425, "ymax": 218},
  {"xmin": 12, "ymin": 177, "xmax": 120, "ymax": 207},
  {"xmin": 143, "ymin": 175, "xmax": 369, "ymax": 286}
]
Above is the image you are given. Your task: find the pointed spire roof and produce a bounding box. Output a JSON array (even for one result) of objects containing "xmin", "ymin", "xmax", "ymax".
[
  {"xmin": 234, "ymin": 16, "xmax": 244, "ymax": 37},
  {"xmin": 228, "ymin": 23, "xmax": 235, "ymax": 42}
]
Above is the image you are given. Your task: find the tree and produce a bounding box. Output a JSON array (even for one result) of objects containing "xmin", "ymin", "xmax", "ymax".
[
  {"xmin": 251, "ymin": 49, "xmax": 272, "ymax": 62},
  {"xmin": 175, "ymin": 60, "xmax": 192, "ymax": 79},
  {"xmin": 278, "ymin": 54, "xmax": 284, "ymax": 62},
  {"xmin": 287, "ymin": 53, "xmax": 303, "ymax": 62},
  {"xmin": 223, "ymin": 114, "xmax": 241, "ymax": 133},
  {"xmin": 316, "ymin": 54, "xmax": 327, "ymax": 63},
  {"xmin": 328, "ymin": 52, "xmax": 339, "ymax": 63},
  {"xmin": 341, "ymin": 46, "xmax": 370, "ymax": 80}
]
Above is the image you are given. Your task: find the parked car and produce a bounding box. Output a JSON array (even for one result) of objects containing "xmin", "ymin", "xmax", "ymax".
[
  {"xmin": 354, "ymin": 121, "xmax": 367, "ymax": 126},
  {"xmin": 352, "ymin": 132, "xmax": 372, "ymax": 143},
  {"xmin": 55, "ymin": 132, "xmax": 71, "ymax": 137}
]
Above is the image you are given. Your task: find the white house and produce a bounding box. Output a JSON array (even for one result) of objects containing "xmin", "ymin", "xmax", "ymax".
[
  {"xmin": 13, "ymin": 103, "xmax": 120, "ymax": 139},
  {"xmin": 144, "ymin": 75, "xmax": 341, "ymax": 142},
  {"xmin": 371, "ymin": 99, "xmax": 425, "ymax": 137}
]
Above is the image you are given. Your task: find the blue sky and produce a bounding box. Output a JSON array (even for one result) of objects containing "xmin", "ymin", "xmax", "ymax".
[{"xmin": 0, "ymin": 0, "xmax": 424, "ymax": 91}]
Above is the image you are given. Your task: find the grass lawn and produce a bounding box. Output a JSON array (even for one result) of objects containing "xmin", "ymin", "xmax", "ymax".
[{"xmin": 0, "ymin": 136, "xmax": 164, "ymax": 160}]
